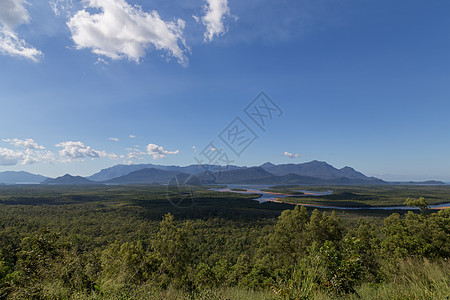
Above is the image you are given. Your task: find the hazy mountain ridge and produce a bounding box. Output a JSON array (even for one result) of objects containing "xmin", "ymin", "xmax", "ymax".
[
  {"xmin": 42, "ymin": 174, "xmax": 96, "ymax": 185},
  {"xmin": 104, "ymin": 168, "xmax": 192, "ymax": 185},
  {"xmin": 196, "ymin": 167, "xmax": 274, "ymax": 184},
  {"xmin": 88, "ymin": 163, "xmax": 246, "ymax": 181},
  {"xmin": 1, "ymin": 161, "xmax": 444, "ymax": 186},
  {"xmin": 260, "ymin": 160, "xmax": 370, "ymax": 180},
  {"xmin": 197, "ymin": 167, "xmax": 385, "ymax": 185},
  {"xmin": 0, "ymin": 171, "xmax": 49, "ymax": 184}
]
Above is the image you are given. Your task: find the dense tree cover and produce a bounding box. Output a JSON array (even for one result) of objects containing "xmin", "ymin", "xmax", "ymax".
[{"xmin": 0, "ymin": 187, "xmax": 448, "ymax": 299}]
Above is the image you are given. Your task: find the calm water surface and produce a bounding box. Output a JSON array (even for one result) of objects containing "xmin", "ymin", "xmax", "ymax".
[{"xmin": 210, "ymin": 184, "xmax": 450, "ymax": 210}]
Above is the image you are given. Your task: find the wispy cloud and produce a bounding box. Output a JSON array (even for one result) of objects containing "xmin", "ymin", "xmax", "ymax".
[
  {"xmin": 49, "ymin": 0, "xmax": 75, "ymax": 17},
  {"xmin": 67, "ymin": 0, "xmax": 188, "ymax": 65},
  {"xmin": 197, "ymin": 0, "xmax": 236, "ymax": 42},
  {"xmin": 147, "ymin": 143, "xmax": 179, "ymax": 159},
  {"xmin": 125, "ymin": 147, "xmax": 146, "ymax": 160},
  {"xmin": 0, "ymin": 0, "xmax": 43, "ymax": 62},
  {"xmin": 284, "ymin": 151, "xmax": 300, "ymax": 159},
  {"xmin": 108, "ymin": 137, "xmax": 119, "ymax": 142},
  {"xmin": 129, "ymin": 134, "xmax": 136, "ymax": 138}
]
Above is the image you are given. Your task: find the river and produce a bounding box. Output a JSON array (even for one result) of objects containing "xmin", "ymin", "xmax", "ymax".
[{"xmin": 209, "ymin": 184, "xmax": 450, "ymax": 210}]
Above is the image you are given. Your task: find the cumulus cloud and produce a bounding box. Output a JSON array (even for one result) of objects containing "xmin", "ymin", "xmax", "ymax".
[
  {"xmin": 21, "ymin": 149, "xmax": 56, "ymax": 165},
  {"xmin": 129, "ymin": 134, "xmax": 136, "ymax": 138},
  {"xmin": 0, "ymin": 138, "xmax": 56, "ymax": 165},
  {"xmin": 2, "ymin": 138, "xmax": 45, "ymax": 149},
  {"xmin": 0, "ymin": 0, "xmax": 43, "ymax": 62},
  {"xmin": 284, "ymin": 151, "xmax": 300, "ymax": 159},
  {"xmin": 0, "ymin": 138, "xmax": 120, "ymax": 165},
  {"xmin": 108, "ymin": 137, "xmax": 119, "ymax": 142},
  {"xmin": 198, "ymin": 0, "xmax": 235, "ymax": 42},
  {"xmin": 0, "ymin": 147, "xmax": 22, "ymax": 166},
  {"xmin": 0, "ymin": 146, "xmax": 55, "ymax": 166},
  {"xmin": 146, "ymin": 143, "xmax": 179, "ymax": 159},
  {"xmin": 67, "ymin": 0, "xmax": 188, "ymax": 64},
  {"xmin": 55, "ymin": 141, "xmax": 117, "ymax": 161}
]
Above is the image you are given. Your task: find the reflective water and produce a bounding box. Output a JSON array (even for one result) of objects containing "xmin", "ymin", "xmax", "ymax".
[{"xmin": 210, "ymin": 184, "xmax": 450, "ymax": 210}]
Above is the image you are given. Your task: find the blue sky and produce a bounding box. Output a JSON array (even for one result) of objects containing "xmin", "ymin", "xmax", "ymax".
[{"xmin": 1, "ymin": 0, "xmax": 450, "ymax": 181}]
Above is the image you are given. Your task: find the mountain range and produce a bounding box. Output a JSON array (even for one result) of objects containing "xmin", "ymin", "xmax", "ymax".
[
  {"xmin": 0, "ymin": 171, "xmax": 49, "ymax": 184},
  {"xmin": 42, "ymin": 174, "xmax": 95, "ymax": 185},
  {"xmin": 87, "ymin": 163, "xmax": 245, "ymax": 181},
  {"xmin": 0, "ymin": 161, "xmax": 446, "ymax": 185}
]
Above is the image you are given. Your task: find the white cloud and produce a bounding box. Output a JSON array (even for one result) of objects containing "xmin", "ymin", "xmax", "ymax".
[
  {"xmin": 0, "ymin": 147, "xmax": 22, "ymax": 166},
  {"xmin": 49, "ymin": 0, "xmax": 74, "ymax": 17},
  {"xmin": 0, "ymin": 138, "xmax": 120, "ymax": 165},
  {"xmin": 129, "ymin": 134, "xmax": 136, "ymax": 138},
  {"xmin": 0, "ymin": 0, "xmax": 29, "ymax": 29},
  {"xmin": 0, "ymin": 145, "xmax": 55, "ymax": 166},
  {"xmin": 0, "ymin": 0, "xmax": 42, "ymax": 62},
  {"xmin": 284, "ymin": 151, "xmax": 300, "ymax": 159},
  {"xmin": 199, "ymin": 0, "xmax": 235, "ymax": 42},
  {"xmin": 0, "ymin": 30, "xmax": 43, "ymax": 62},
  {"xmin": 2, "ymin": 138, "xmax": 45, "ymax": 149},
  {"xmin": 146, "ymin": 143, "xmax": 179, "ymax": 159},
  {"xmin": 126, "ymin": 148, "xmax": 146, "ymax": 160},
  {"xmin": 55, "ymin": 141, "xmax": 117, "ymax": 161},
  {"xmin": 108, "ymin": 137, "xmax": 119, "ymax": 142},
  {"xmin": 21, "ymin": 148, "xmax": 56, "ymax": 165},
  {"xmin": 67, "ymin": 0, "xmax": 188, "ymax": 64}
]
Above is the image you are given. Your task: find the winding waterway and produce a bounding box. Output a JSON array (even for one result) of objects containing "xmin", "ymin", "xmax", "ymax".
[{"xmin": 210, "ymin": 184, "xmax": 450, "ymax": 210}]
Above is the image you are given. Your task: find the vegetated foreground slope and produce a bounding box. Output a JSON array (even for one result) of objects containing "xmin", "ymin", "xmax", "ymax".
[{"xmin": 0, "ymin": 185, "xmax": 447, "ymax": 299}]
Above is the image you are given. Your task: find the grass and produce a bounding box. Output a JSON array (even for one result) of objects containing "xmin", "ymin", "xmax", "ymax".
[
  {"xmin": 66, "ymin": 287, "xmax": 277, "ymax": 300},
  {"xmin": 350, "ymin": 259, "xmax": 450, "ymax": 300},
  {"xmin": 40, "ymin": 259, "xmax": 450, "ymax": 299}
]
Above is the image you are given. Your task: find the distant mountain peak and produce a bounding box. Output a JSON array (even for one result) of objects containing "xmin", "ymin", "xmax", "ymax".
[
  {"xmin": 42, "ymin": 174, "xmax": 95, "ymax": 185},
  {"xmin": 259, "ymin": 160, "xmax": 375, "ymax": 181},
  {"xmin": 304, "ymin": 160, "xmax": 331, "ymax": 166},
  {"xmin": 340, "ymin": 166, "xmax": 355, "ymax": 171},
  {"xmin": 87, "ymin": 163, "xmax": 246, "ymax": 182},
  {"xmin": 261, "ymin": 162, "xmax": 276, "ymax": 168}
]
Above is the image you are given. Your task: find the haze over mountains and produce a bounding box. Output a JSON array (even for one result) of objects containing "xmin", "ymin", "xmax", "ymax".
[
  {"xmin": 0, "ymin": 161, "xmax": 446, "ymax": 185},
  {"xmin": 87, "ymin": 164, "xmax": 245, "ymax": 182},
  {"xmin": 0, "ymin": 171, "xmax": 48, "ymax": 184}
]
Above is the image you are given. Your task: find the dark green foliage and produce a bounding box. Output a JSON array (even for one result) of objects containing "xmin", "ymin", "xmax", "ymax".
[
  {"xmin": 313, "ymin": 239, "xmax": 363, "ymax": 294},
  {"xmin": 0, "ymin": 185, "xmax": 448, "ymax": 298},
  {"xmin": 404, "ymin": 196, "xmax": 430, "ymax": 214},
  {"xmin": 382, "ymin": 209, "xmax": 450, "ymax": 258}
]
